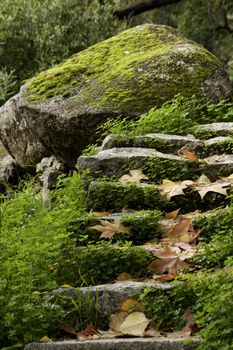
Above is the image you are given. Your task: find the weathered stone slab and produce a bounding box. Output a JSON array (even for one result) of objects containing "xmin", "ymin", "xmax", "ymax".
[
  {"xmin": 53, "ymin": 281, "xmax": 171, "ymax": 317},
  {"xmin": 77, "ymin": 148, "xmax": 187, "ymax": 178},
  {"xmin": 25, "ymin": 337, "xmax": 200, "ymax": 350},
  {"xmin": 101, "ymin": 134, "xmax": 202, "ymax": 153},
  {"xmin": 193, "ymin": 122, "xmax": 233, "ymax": 137}
]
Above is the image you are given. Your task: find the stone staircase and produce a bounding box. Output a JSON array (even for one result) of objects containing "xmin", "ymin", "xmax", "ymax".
[{"xmin": 25, "ymin": 123, "xmax": 233, "ymax": 350}]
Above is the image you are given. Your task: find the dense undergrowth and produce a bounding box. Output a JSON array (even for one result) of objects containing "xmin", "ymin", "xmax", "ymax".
[
  {"xmin": 100, "ymin": 95, "xmax": 233, "ymax": 139},
  {"xmin": 1, "ymin": 96, "xmax": 233, "ymax": 349}
]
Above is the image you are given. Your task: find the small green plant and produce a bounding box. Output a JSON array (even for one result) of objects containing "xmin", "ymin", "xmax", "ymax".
[{"xmin": 0, "ymin": 69, "xmax": 16, "ymax": 105}]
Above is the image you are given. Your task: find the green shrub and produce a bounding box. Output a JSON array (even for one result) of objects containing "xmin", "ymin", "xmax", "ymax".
[
  {"xmin": 0, "ymin": 172, "xmax": 86, "ymax": 347},
  {"xmin": 141, "ymin": 270, "xmax": 233, "ymax": 350},
  {"xmin": 0, "ymin": 0, "xmax": 124, "ymax": 101},
  {"xmin": 100, "ymin": 95, "xmax": 233, "ymax": 138}
]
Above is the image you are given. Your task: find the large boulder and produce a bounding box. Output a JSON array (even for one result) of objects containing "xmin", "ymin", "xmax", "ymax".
[{"xmin": 0, "ymin": 24, "xmax": 232, "ymax": 168}]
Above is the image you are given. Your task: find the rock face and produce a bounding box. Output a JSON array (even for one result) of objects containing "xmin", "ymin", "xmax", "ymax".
[{"xmin": 0, "ymin": 24, "xmax": 232, "ymax": 168}]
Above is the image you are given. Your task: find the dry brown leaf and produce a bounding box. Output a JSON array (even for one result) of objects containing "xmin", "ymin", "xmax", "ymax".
[
  {"xmin": 76, "ymin": 324, "xmax": 100, "ymax": 340},
  {"xmin": 178, "ymin": 147, "xmax": 198, "ymax": 161},
  {"xmin": 192, "ymin": 181, "xmax": 230, "ymax": 199},
  {"xmin": 119, "ymin": 312, "xmax": 150, "ymax": 336},
  {"xmin": 91, "ymin": 218, "xmax": 131, "ymax": 239},
  {"xmin": 181, "ymin": 307, "xmax": 199, "ymax": 336},
  {"xmin": 144, "ymin": 321, "xmax": 161, "ymax": 337},
  {"xmin": 120, "ymin": 299, "xmax": 144, "ymax": 313},
  {"xmin": 116, "ymin": 272, "xmax": 133, "ymax": 282},
  {"xmin": 109, "ymin": 311, "xmax": 128, "ymax": 333},
  {"xmin": 149, "ymin": 245, "xmax": 191, "ymax": 274},
  {"xmin": 60, "ymin": 320, "xmax": 76, "ymax": 336},
  {"xmin": 159, "ymin": 179, "xmax": 193, "ymax": 200},
  {"xmin": 118, "ymin": 170, "xmax": 150, "ymax": 184},
  {"xmin": 165, "ymin": 209, "xmax": 180, "ymax": 220}
]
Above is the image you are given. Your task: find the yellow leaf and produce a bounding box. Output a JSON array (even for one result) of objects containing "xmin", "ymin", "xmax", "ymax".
[
  {"xmin": 196, "ymin": 174, "xmax": 211, "ymax": 184},
  {"xmin": 61, "ymin": 284, "xmax": 73, "ymax": 289},
  {"xmin": 91, "ymin": 218, "xmax": 131, "ymax": 239},
  {"xmin": 120, "ymin": 299, "xmax": 144, "ymax": 313},
  {"xmin": 40, "ymin": 336, "xmax": 52, "ymax": 343}
]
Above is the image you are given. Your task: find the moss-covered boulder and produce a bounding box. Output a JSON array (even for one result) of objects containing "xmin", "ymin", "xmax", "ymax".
[{"xmin": 0, "ymin": 24, "xmax": 232, "ymax": 168}]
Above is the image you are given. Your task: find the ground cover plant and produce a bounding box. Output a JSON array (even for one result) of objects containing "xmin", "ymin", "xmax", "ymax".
[{"xmin": 0, "ymin": 96, "xmax": 233, "ymax": 350}]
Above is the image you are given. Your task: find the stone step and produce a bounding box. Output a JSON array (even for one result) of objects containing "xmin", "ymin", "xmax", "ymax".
[
  {"xmin": 101, "ymin": 134, "xmax": 202, "ymax": 153},
  {"xmin": 190, "ymin": 122, "xmax": 233, "ymax": 139},
  {"xmin": 25, "ymin": 337, "xmax": 200, "ymax": 350},
  {"xmin": 52, "ymin": 281, "xmax": 171, "ymax": 320},
  {"xmin": 72, "ymin": 210, "xmax": 162, "ymax": 245},
  {"xmin": 101, "ymin": 134, "xmax": 233, "ymax": 158},
  {"xmin": 56, "ymin": 245, "xmax": 154, "ymax": 287},
  {"xmin": 77, "ymin": 147, "xmax": 233, "ymax": 181},
  {"xmin": 86, "ymin": 180, "xmax": 231, "ymax": 212}
]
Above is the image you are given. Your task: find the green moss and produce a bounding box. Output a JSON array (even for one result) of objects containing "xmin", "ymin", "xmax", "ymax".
[
  {"xmin": 56, "ymin": 244, "xmax": 153, "ymax": 286},
  {"xmin": 86, "ymin": 180, "xmax": 230, "ymax": 214},
  {"xmin": 197, "ymin": 138, "xmax": 233, "ymax": 158},
  {"xmin": 86, "ymin": 181, "xmax": 164, "ymax": 212},
  {"xmin": 25, "ymin": 24, "xmax": 221, "ymax": 110},
  {"xmin": 72, "ymin": 210, "xmax": 163, "ymax": 245}
]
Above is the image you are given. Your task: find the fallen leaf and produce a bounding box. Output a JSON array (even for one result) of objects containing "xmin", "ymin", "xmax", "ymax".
[
  {"xmin": 116, "ymin": 272, "xmax": 133, "ymax": 282},
  {"xmin": 159, "ymin": 179, "xmax": 193, "ymax": 200},
  {"xmin": 149, "ymin": 245, "xmax": 191, "ymax": 274},
  {"xmin": 178, "ymin": 147, "xmax": 198, "ymax": 161},
  {"xmin": 196, "ymin": 174, "xmax": 211, "ymax": 184},
  {"xmin": 60, "ymin": 320, "xmax": 76, "ymax": 336},
  {"xmin": 118, "ymin": 170, "xmax": 150, "ymax": 184},
  {"xmin": 120, "ymin": 299, "xmax": 144, "ymax": 313},
  {"xmin": 165, "ymin": 218, "xmax": 201, "ymax": 244},
  {"xmin": 165, "ymin": 209, "xmax": 180, "ymax": 220},
  {"xmin": 91, "ymin": 218, "xmax": 131, "ymax": 239},
  {"xmin": 109, "ymin": 311, "xmax": 128, "ymax": 333},
  {"xmin": 181, "ymin": 307, "xmax": 199, "ymax": 336},
  {"xmin": 61, "ymin": 284, "xmax": 73, "ymax": 289},
  {"xmin": 119, "ymin": 312, "xmax": 150, "ymax": 336},
  {"xmin": 77, "ymin": 324, "xmax": 100, "ymax": 340},
  {"xmin": 144, "ymin": 321, "xmax": 161, "ymax": 337},
  {"xmin": 192, "ymin": 181, "xmax": 230, "ymax": 199},
  {"xmin": 40, "ymin": 336, "xmax": 52, "ymax": 343}
]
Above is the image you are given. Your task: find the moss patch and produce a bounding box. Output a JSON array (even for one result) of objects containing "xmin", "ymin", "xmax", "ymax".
[{"xmin": 25, "ymin": 24, "xmax": 223, "ymax": 110}]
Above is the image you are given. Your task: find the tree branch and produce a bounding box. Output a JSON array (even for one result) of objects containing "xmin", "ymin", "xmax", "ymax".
[{"xmin": 113, "ymin": 0, "xmax": 183, "ymax": 20}]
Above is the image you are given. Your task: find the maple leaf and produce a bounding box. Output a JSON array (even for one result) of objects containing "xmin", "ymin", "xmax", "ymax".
[
  {"xmin": 91, "ymin": 218, "xmax": 131, "ymax": 239},
  {"xmin": 159, "ymin": 179, "xmax": 193, "ymax": 200},
  {"xmin": 116, "ymin": 272, "xmax": 133, "ymax": 282},
  {"xmin": 149, "ymin": 245, "xmax": 190, "ymax": 274},
  {"xmin": 163, "ymin": 218, "xmax": 201, "ymax": 244},
  {"xmin": 192, "ymin": 181, "xmax": 230, "ymax": 199},
  {"xmin": 118, "ymin": 169, "xmax": 150, "ymax": 184},
  {"xmin": 178, "ymin": 147, "xmax": 198, "ymax": 161}
]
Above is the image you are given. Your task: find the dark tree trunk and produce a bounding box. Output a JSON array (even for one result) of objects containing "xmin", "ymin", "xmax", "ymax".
[{"xmin": 113, "ymin": 0, "xmax": 183, "ymax": 19}]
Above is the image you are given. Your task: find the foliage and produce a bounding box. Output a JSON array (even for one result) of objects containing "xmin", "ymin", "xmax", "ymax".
[
  {"xmin": 100, "ymin": 95, "xmax": 233, "ymax": 138},
  {"xmin": 0, "ymin": 173, "xmax": 86, "ymax": 347},
  {"xmin": 141, "ymin": 269, "xmax": 233, "ymax": 350},
  {"xmin": 0, "ymin": 69, "xmax": 16, "ymax": 106},
  {"xmin": 0, "ymin": 0, "xmax": 123, "ymax": 100}
]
